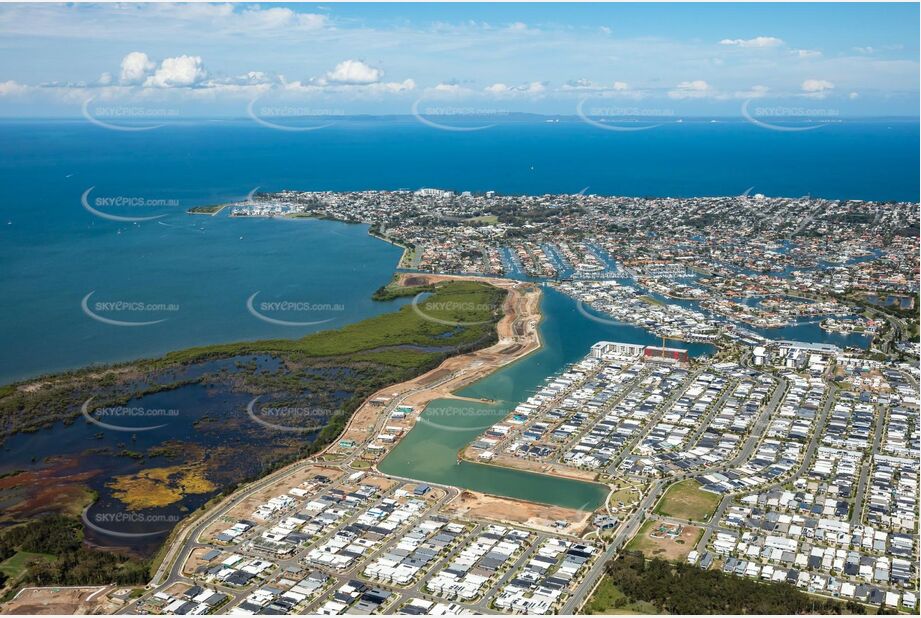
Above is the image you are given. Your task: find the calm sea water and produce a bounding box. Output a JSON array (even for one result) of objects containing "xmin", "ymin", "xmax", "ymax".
[{"xmin": 1, "ymin": 118, "xmax": 917, "ymax": 384}]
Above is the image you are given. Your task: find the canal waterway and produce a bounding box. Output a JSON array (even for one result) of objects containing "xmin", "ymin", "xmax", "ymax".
[{"xmin": 378, "ymin": 287, "xmax": 713, "ymax": 510}]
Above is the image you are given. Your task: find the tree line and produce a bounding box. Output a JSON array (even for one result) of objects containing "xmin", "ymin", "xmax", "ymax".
[
  {"xmin": 604, "ymin": 552, "xmax": 872, "ymax": 615},
  {"xmin": 0, "ymin": 515, "xmax": 149, "ymax": 589}
]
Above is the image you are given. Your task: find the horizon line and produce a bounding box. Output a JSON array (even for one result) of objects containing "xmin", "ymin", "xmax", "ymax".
[{"xmin": 0, "ymin": 114, "xmax": 918, "ymax": 121}]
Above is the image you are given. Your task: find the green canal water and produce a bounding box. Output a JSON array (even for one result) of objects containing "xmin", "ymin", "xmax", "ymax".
[{"xmin": 378, "ymin": 286, "xmax": 713, "ymax": 510}]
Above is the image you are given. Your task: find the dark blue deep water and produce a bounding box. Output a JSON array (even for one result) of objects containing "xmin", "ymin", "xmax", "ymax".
[{"xmin": 1, "ymin": 118, "xmax": 917, "ymax": 383}]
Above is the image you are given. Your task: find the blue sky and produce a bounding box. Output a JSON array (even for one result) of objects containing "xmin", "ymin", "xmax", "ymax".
[{"xmin": 0, "ymin": 2, "xmax": 917, "ymax": 117}]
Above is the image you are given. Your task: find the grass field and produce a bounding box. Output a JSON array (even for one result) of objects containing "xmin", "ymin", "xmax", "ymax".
[
  {"xmin": 581, "ymin": 576, "xmax": 659, "ymax": 615},
  {"xmin": 653, "ymin": 479, "xmax": 722, "ymax": 522},
  {"xmin": 625, "ymin": 520, "xmax": 702, "ymax": 562},
  {"xmin": 0, "ymin": 550, "xmax": 56, "ymax": 579}
]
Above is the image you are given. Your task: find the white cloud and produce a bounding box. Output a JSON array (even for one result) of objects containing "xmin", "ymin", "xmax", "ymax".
[
  {"xmin": 484, "ymin": 81, "xmax": 545, "ymax": 97},
  {"xmin": 801, "ymin": 79, "xmax": 834, "ymax": 97},
  {"xmin": 119, "ymin": 51, "xmax": 156, "ymax": 85},
  {"xmin": 142, "ymin": 4, "xmax": 329, "ymax": 36},
  {"xmin": 0, "ymin": 80, "xmax": 30, "ymax": 96},
  {"xmin": 434, "ymin": 82, "xmax": 464, "ymax": 93},
  {"xmin": 853, "ymin": 46, "xmax": 875, "ymax": 54},
  {"xmin": 296, "ymin": 60, "xmax": 413, "ymax": 96},
  {"xmin": 284, "ymin": 77, "xmax": 415, "ymax": 96},
  {"xmin": 505, "ymin": 22, "xmax": 534, "ymax": 33},
  {"xmin": 720, "ymin": 36, "xmax": 784, "ymax": 48},
  {"xmin": 294, "ymin": 13, "xmax": 328, "ymax": 30},
  {"xmin": 562, "ymin": 79, "xmax": 630, "ymax": 93},
  {"xmin": 144, "ymin": 55, "xmax": 208, "ymax": 88},
  {"xmin": 735, "ymin": 84, "xmax": 769, "ymax": 99},
  {"xmin": 527, "ymin": 82, "xmax": 546, "ymax": 95},
  {"xmin": 668, "ymin": 80, "xmax": 710, "ymax": 99},
  {"xmin": 562, "ymin": 79, "xmax": 596, "ymax": 91},
  {"xmin": 849, "ymin": 91, "xmax": 859, "ymax": 99},
  {"xmin": 208, "ymin": 71, "xmax": 278, "ymax": 87},
  {"xmin": 236, "ymin": 6, "xmax": 327, "ymax": 32},
  {"xmin": 1, "ymin": 7, "xmax": 915, "ymax": 115},
  {"xmin": 0, "ymin": 3, "xmax": 330, "ymax": 42},
  {"xmin": 240, "ymin": 71, "xmax": 274, "ymax": 85},
  {"xmin": 324, "ymin": 60, "xmax": 382, "ymax": 85},
  {"xmin": 373, "ymin": 79, "xmax": 416, "ymax": 94},
  {"xmin": 428, "ymin": 82, "xmax": 473, "ymax": 97}
]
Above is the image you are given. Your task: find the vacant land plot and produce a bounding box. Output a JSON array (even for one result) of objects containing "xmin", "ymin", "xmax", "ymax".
[
  {"xmin": 444, "ymin": 490, "xmax": 591, "ymax": 536},
  {"xmin": 625, "ymin": 520, "xmax": 702, "ymax": 562},
  {"xmin": 653, "ymin": 480, "xmax": 721, "ymax": 522},
  {"xmin": 582, "ymin": 576, "xmax": 659, "ymax": 615},
  {"xmin": 0, "ymin": 586, "xmax": 108, "ymax": 615}
]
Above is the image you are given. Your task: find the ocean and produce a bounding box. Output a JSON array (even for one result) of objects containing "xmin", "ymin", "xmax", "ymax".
[{"xmin": 0, "ymin": 118, "xmax": 917, "ymax": 384}]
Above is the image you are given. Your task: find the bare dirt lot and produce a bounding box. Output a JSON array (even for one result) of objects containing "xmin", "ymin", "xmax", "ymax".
[
  {"xmin": 626, "ymin": 520, "xmax": 702, "ymax": 561},
  {"xmin": 445, "ymin": 490, "xmax": 592, "ymax": 537},
  {"xmin": 1, "ymin": 586, "xmax": 112, "ymax": 615}
]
